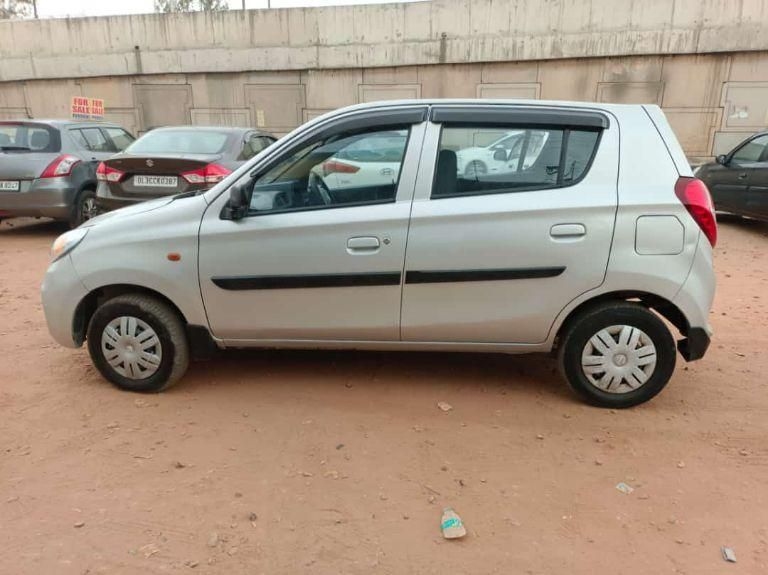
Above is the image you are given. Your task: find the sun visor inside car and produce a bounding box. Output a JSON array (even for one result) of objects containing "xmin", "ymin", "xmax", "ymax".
[{"xmin": 430, "ymin": 106, "xmax": 609, "ymax": 130}]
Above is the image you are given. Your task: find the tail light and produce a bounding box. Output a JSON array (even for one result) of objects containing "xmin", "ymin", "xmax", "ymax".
[
  {"xmin": 40, "ymin": 155, "xmax": 81, "ymax": 179},
  {"xmin": 180, "ymin": 163, "xmax": 232, "ymax": 185},
  {"xmin": 96, "ymin": 162, "xmax": 125, "ymax": 183},
  {"xmin": 322, "ymin": 160, "xmax": 360, "ymax": 176},
  {"xmin": 675, "ymin": 177, "xmax": 717, "ymax": 247}
]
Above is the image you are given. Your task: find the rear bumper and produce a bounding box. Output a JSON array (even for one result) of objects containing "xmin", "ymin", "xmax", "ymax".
[
  {"xmin": 0, "ymin": 177, "xmax": 75, "ymax": 219},
  {"xmin": 672, "ymin": 235, "xmax": 715, "ymax": 361}
]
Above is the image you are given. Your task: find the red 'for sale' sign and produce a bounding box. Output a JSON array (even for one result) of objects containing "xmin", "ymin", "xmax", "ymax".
[{"xmin": 71, "ymin": 97, "xmax": 105, "ymax": 120}]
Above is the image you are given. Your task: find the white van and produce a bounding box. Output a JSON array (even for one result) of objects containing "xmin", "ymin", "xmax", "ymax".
[{"xmin": 42, "ymin": 100, "xmax": 717, "ymax": 408}]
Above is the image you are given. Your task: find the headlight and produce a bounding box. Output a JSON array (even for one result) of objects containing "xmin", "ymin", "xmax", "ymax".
[{"xmin": 51, "ymin": 228, "xmax": 88, "ymax": 262}]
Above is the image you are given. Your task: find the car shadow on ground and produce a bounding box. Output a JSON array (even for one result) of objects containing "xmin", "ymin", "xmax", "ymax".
[
  {"xmin": 174, "ymin": 348, "xmax": 572, "ymax": 403},
  {"xmin": 0, "ymin": 217, "xmax": 67, "ymax": 236}
]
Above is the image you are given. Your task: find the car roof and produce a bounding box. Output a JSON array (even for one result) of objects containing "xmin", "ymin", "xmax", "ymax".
[
  {"xmin": 145, "ymin": 125, "xmax": 272, "ymax": 136},
  {"xmin": 0, "ymin": 119, "xmax": 125, "ymax": 129},
  {"xmin": 332, "ymin": 98, "xmax": 646, "ymax": 112}
]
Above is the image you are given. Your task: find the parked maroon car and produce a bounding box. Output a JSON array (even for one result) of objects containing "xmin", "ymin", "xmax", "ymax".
[{"xmin": 96, "ymin": 126, "xmax": 276, "ymax": 211}]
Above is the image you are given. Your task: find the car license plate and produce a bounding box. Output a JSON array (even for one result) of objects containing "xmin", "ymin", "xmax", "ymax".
[
  {"xmin": 134, "ymin": 175, "xmax": 178, "ymax": 188},
  {"xmin": 0, "ymin": 181, "xmax": 20, "ymax": 191}
]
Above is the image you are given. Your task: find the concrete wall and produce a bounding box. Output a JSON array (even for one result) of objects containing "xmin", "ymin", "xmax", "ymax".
[{"xmin": 3, "ymin": 0, "xmax": 768, "ymax": 160}]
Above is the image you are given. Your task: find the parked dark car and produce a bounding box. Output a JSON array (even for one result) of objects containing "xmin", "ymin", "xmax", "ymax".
[
  {"xmin": 96, "ymin": 126, "xmax": 276, "ymax": 211},
  {"xmin": 696, "ymin": 132, "xmax": 768, "ymax": 221},
  {"xmin": 0, "ymin": 120, "xmax": 135, "ymax": 228}
]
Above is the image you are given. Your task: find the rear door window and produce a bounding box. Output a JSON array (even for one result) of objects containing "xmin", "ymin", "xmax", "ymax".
[
  {"xmin": 80, "ymin": 128, "xmax": 114, "ymax": 152},
  {"xmin": 432, "ymin": 125, "xmax": 601, "ymax": 199},
  {"xmin": 731, "ymin": 134, "xmax": 768, "ymax": 165},
  {"xmin": 239, "ymin": 133, "xmax": 273, "ymax": 161},
  {"xmin": 69, "ymin": 129, "xmax": 90, "ymax": 150},
  {"xmin": 104, "ymin": 128, "xmax": 135, "ymax": 152}
]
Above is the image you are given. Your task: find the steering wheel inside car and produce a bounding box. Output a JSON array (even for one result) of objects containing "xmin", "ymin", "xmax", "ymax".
[{"xmin": 308, "ymin": 172, "xmax": 333, "ymax": 206}]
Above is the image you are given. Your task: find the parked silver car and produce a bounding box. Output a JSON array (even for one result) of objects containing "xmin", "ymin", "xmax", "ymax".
[
  {"xmin": 41, "ymin": 99, "xmax": 717, "ymax": 408},
  {"xmin": 0, "ymin": 120, "xmax": 134, "ymax": 228}
]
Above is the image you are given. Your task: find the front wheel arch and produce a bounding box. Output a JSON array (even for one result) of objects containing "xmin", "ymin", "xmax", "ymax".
[{"xmin": 73, "ymin": 284, "xmax": 188, "ymax": 347}]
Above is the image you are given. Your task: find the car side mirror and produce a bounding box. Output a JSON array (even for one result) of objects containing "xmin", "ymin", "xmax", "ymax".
[
  {"xmin": 716, "ymin": 154, "xmax": 728, "ymax": 166},
  {"xmin": 493, "ymin": 148, "xmax": 508, "ymax": 162},
  {"xmin": 220, "ymin": 184, "xmax": 250, "ymax": 221}
]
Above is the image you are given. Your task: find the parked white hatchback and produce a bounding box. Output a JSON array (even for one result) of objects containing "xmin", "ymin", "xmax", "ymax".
[{"xmin": 42, "ymin": 99, "xmax": 717, "ymax": 408}]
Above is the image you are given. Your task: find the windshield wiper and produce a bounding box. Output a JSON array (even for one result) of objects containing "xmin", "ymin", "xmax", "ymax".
[{"xmin": 0, "ymin": 146, "xmax": 32, "ymax": 151}]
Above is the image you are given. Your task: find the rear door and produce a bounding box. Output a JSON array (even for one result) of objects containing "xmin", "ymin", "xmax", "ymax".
[
  {"xmin": 401, "ymin": 106, "xmax": 617, "ymax": 344},
  {"xmin": 70, "ymin": 127, "xmax": 118, "ymax": 182}
]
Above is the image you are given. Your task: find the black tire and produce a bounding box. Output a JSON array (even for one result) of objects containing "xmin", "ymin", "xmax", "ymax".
[
  {"xmin": 86, "ymin": 294, "xmax": 189, "ymax": 393},
  {"xmin": 558, "ymin": 302, "xmax": 676, "ymax": 408},
  {"xmin": 69, "ymin": 188, "xmax": 97, "ymax": 229}
]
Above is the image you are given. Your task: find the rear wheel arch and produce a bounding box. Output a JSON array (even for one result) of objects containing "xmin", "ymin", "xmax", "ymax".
[
  {"xmin": 553, "ymin": 290, "xmax": 691, "ymax": 349},
  {"xmin": 557, "ymin": 300, "xmax": 677, "ymax": 407}
]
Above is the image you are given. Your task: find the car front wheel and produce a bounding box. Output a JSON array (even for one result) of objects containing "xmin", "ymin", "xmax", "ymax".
[
  {"xmin": 558, "ymin": 302, "xmax": 676, "ymax": 408},
  {"xmin": 86, "ymin": 294, "xmax": 189, "ymax": 392}
]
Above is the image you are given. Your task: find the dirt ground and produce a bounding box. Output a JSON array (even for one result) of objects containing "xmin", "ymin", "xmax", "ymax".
[{"xmin": 1, "ymin": 216, "xmax": 767, "ymax": 575}]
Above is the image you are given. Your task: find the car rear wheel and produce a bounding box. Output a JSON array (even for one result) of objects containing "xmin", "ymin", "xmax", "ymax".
[
  {"xmin": 558, "ymin": 302, "xmax": 676, "ymax": 408},
  {"xmin": 86, "ymin": 294, "xmax": 189, "ymax": 393},
  {"xmin": 70, "ymin": 188, "xmax": 97, "ymax": 229}
]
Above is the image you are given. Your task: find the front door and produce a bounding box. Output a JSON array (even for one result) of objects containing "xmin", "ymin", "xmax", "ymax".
[
  {"xmin": 401, "ymin": 107, "xmax": 618, "ymax": 344},
  {"xmin": 745, "ymin": 163, "xmax": 768, "ymax": 219},
  {"xmin": 198, "ymin": 115, "xmax": 426, "ymax": 342},
  {"xmin": 710, "ymin": 134, "xmax": 768, "ymax": 214}
]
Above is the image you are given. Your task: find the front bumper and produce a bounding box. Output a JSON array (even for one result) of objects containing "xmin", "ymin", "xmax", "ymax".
[
  {"xmin": 41, "ymin": 254, "xmax": 89, "ymax": 348},
  {"xmin": 0, "ymin": 177, "xmax": 76, "ymax": 220}
]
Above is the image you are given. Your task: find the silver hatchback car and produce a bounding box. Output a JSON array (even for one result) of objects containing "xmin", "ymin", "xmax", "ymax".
[{"xmin": 42, "ymin": 100, "xmax": 717, "ymax": 408}]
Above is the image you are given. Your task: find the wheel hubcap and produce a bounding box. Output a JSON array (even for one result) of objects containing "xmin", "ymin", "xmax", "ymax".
[
  {"xmin": 81, "ymin": 197, "xmax": 96, "ymax": 221},
  {"xmin": 101, "ymin": 316, "xmax": 162, "ymax": 380},
  {"xmin": 581, "ymin": 325, "xmax": 657, "ymax": 394}
]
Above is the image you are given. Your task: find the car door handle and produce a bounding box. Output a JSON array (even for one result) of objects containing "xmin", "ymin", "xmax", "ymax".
[
  {"xmin": 737, "ymin": 172, "xmax": 748, "ymax": 180},
  {"xmin": 550, "ymin": 224, "xmax": 586, "ymax": 238},
  {"xmin": 347, "ymin": 236, "xmax": 380, "ymax": 252}
]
